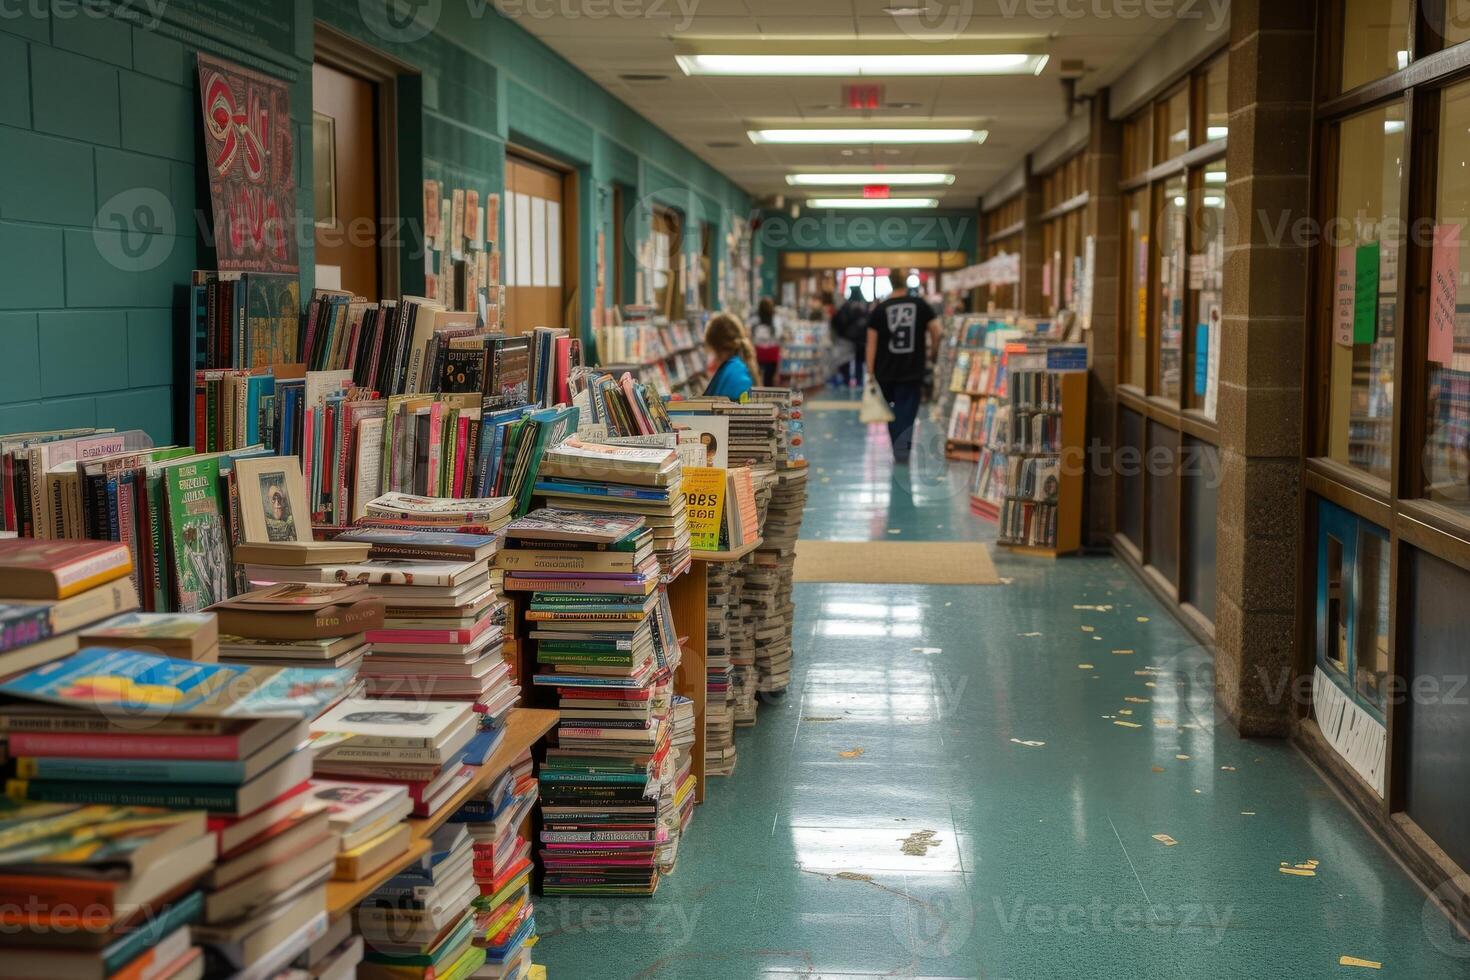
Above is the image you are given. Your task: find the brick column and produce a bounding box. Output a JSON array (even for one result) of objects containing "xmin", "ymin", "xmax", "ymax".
[
  {"xmin": 1084, "ymin": 94, "xmax": 1123, "ymax": 546},
  {"xmin": 1215, "ymin": 0, "xmax": 1316, "ymax": 737},
  {"xmin": 1019, "ymin": 163, "xmax": 1045, "ymax": 315}
]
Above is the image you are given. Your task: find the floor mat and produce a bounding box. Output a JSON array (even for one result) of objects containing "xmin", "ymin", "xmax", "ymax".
[{"xmin": 793, "ymin": 540, "xmax": 1000, "ymax": 585}]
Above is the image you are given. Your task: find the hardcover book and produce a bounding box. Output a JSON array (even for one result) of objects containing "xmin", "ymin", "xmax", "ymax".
[{"xmin": 163, "ymin": 458, "xmax": 231, "ymax": 613}]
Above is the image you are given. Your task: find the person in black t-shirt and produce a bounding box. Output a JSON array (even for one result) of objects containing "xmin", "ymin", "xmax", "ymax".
[{"xmin": 865, "ymin": 271, "xmax": 940, "ymax": 465}]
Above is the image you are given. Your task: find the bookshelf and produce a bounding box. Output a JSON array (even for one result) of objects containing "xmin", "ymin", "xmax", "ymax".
[
  {"xmin": 777, "ymin": 314, "xmax": 832, "ymax": 390},
  {"xmin": 596, "ymin": 310, "xmax": 710, "ymax": 398},
  {"xmin": 980, "ymin": 342, "xmax": 1088, "ymax": 556},
  {"xmin": 937, "ymin": 314, "xmax": 1022, "ymax": 462},
  {"xmin": 323, "ymin": 706, "xmax": 559, "ymax": 920}
]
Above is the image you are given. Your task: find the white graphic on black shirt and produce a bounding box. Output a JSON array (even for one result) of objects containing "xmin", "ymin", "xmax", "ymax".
[{"xmin": 887, "ymin": 303, "xmax": 916, "ymax": 354}]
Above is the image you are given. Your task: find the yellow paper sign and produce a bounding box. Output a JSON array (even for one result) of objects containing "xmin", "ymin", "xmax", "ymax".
[{"xmin": 683, "ymin": 466, "xmax": 726, "ymax": 551}]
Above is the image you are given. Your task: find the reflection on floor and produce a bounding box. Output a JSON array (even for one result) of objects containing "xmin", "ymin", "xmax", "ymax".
[{"xmin": 537, "ymin": 391, "xmax": 1470, "ymax": 979}]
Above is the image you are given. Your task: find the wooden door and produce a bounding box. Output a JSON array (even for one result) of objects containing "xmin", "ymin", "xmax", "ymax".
[
  {"xmin": 312, "ymin": 62, "xmax": 380, "ymax": 300},
  {"xmin": 504, "ymin": 155, "xmax": 571, "ymax": 335}
]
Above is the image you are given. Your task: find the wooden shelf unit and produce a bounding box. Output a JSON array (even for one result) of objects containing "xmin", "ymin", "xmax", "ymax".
[{"xmin": 994, "ymin": 366, "xmax": 1087, "ymax": 557}]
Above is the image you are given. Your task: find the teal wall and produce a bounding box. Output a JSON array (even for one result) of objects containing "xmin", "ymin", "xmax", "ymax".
[
  {"xmin": 0, "ymin": 1, "xmax": 750, "ymax": 442},
  {"xmin": 753, "ymin": 207, "xmax": 978, "ymax": 299}
]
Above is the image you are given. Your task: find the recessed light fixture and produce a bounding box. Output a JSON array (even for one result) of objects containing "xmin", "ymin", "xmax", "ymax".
[
  {"xmin": 806, "ymin": 197, "xmax": 940, "ymax": 209},
  {"xmin": 678, "ymin": 53, "xmax": 1047, "ymax": 77},
  {"xmin": 786, "ymin": 173, "xmax": 955, "ymax": 186},
  {"xmin": 882, "ymin": 4, "xmax": 929, "ymax": 14},
  {"xmin": 749, "ymin": 128, "xmax": 987, "ymax": 145}
]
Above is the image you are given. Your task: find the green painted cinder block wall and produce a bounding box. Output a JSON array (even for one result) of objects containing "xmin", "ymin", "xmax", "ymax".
[{"xmin": 0, "ymin": 0, "xmax": 751, "ymax": 443}]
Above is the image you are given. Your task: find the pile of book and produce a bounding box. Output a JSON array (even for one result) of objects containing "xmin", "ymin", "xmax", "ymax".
[
  {"xmin": 0, "ymin": 804, "xmax": 213, "ymax": 980},
  {"xmin": 303, "ymin": 778, "xmax": 412, "ymax": 885},
  {"xmin": 0, "ymin": 538, "xmax": 140, "ymax": 679},
  {"xmin": 703, "ymin": 561, "xmax": 737, "ymax": 777},
  {"xmin": 534, "ymin": 439, "xmax": 690, "ymax": 580},
  {"xmin": 210, "ymin": 579, "xmax": 380, "ymax": 675},
  {"xmin": 78, "ymin": 611, "xmax": 220, "ymax": 663},
  {"xmin": 328, "ymin": 529, "xmax": 518, "ymax": 719},
  {"xmin": 568, "ymin": 367, "xmax": 675, "ymax": 437},
  {"xmin": 355, "ymin": 823, "xmax": 484, "ymax": 979},
  {"xmin": 669, "ymin": 398, "xmax": 781, "ymax": 469},
  {"xmin": 658, "ymin": 694, "xmax": 697, "ymax": 872},
  {"xmin": 0, "ymin": 647, "xmax": 356, "ymax": 976},
  {"xmin": 310, "ymin": 697, "xmax": 481, "ymax": 822},
  {"xmin": 447, "ymin": 749, "xmax": 541, "ymax": 977},
  {"xmin": 753, "ymin": 464, "xmax": 808, "ymax": 693},
  {"xmin": 504, "ymin": 509, "xmax": 678, "ymax": 896}
]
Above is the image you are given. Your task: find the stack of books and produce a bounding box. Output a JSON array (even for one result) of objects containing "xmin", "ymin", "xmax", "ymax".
[
  {"xmin": 740, "ymin": 473, "xmax": 782, "ymax": 693},
  {"xmin": 357, "ymin": 492, "xmax": 518, "ymax": 535},
  {"xmin": 668, "ymin": 398, "xmax": 781, "ymax": 469},
  {"xmin": 0, "ymin": 539, "xmax": 140, "ymax": 678},
  {"xmin": 533, "ymin": 439, "xmax": 691, "ymax": 580},
  {"xmin": 290, "ymin": 915, "xmax": 364, "ymax": 980},
  {"xmin": 357, "ymin": 823, "xmax": 483, "ymax": 979},
  {"xmin": 0, "ymin": 648, "xmax": 356, "ymax": 976},
  {"xmin": 302, "ymin": 779, "xmax": 413, "ymax": 884},
  {"xmin": 504, "ymin": 509, "xmax": 679, "ymax": 896},
  {"xmin": 310, "ymin": 697, "xmax": 484, "ymax": 821},
  {"xmin": 0, "ymin": 804, "xmax": 212, "ymax": 980},
  {"xmin": 754, "ymin": 464, "xmax": 807, "ymax": 694},
  {"xmin": 210, "ymin": 581, "xmax": 381, "ymax": 674},
  {"xmin": 658, "ymin": 694, "xmax": 697, "ymax": 872},
  {"xmin": 78, "ymin": 611, "xmax": 220, "ymax": 662},
  {"xmin": 448, "ymin": 749, "xmax": 540, "ymax": 977},
  {"xmin": 703, "ymin": 562, "xmax": 736, "ymax": 777},
  {"xmin": 728, "ymin": 563, "xmax": 759, "ymax": 729}
]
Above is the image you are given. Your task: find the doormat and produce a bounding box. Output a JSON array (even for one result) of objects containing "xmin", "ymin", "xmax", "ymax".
[
  {"xmin": 804, "ymin": 400, "xmax": 864, "ymax": 411},
  {"xmin": 793, "ymin": 540, "xmax": 1000, "ymax": 585}
]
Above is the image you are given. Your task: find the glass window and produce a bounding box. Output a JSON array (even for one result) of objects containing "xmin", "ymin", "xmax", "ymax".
[
  {"xmin": 1125, "ymin": 188, "xmax": 1149, "ymax": 389},
  {"xmin": 1340, "ymin": 0, "xmax": 1411, "ymax": 92},
  {"xmin": 1425, "ymin": 80, "xmax": 1470, "ymax": 512},
  {"xmin": 1326, "ymin": 102, "xmax": 1403, "ymax": 482},
  {"xmin": 1159, "ymin": 86, "xmax": 1190, "ymax": 161},
  {"xmin": 1204, "ymin": 59, "xmax": 1228, "ymax": 142},
  {"xmin": 1157, "ymin": 175, "xmax": 1188, "ymax": 401},
  {"xmin": 1189, "ymin": 163, "xmax": 1226, "ymax": 417},
  {"xmin": 1438, "ymin": 4, "xmax": 1470, "ymax": 48},
  {"xmin": 1355, "ymin": 530, "xmax": 1389, "ymax": 712}
]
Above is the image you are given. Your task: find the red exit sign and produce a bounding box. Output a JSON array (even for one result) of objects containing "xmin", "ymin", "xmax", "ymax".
[
  {"xmin": 863, "ymin": 185, "xmax": 890, "ymax": 199},
  {"xmin": 844, "ymin": 84, "xmax": 883, "ymax": 110}
]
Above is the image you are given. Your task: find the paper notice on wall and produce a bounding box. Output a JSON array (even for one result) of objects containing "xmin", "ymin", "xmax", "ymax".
[
  {"xmin": 547, "ymin": 200, "xmax": 562, "ymax": 288},
  {"xmin": 1333, "ymin": 245, "xmax": 1355, "ymax": 347},
  {"xmin": 1195, "ymin": 323, "xmax": 1209, "ymax": 397},
  {"xmin": 424, "ymin": 180, "xmax": 441, "ymax": 241},
  {"xmin": 504, "ymin": 192, "xmax": 517, "ymax": 285},
  {"xmin": 1429, "ymin": 223, "xmax": 1461, "ymax": 366},
  {"xmin": 531, "ymin": 198, "xmax": 548, "ymax": 287},
  {"xmin": 1080, "ymin": 235, "xmax": 1096, "ymax": 331},
  {"xmin": 1354, "ymin": 242, "xmax": 1380, "ymax": 344},
  {"xmin": 515, "ymin": 193, "xmax": 532, "ymax": 287},
  {"xmin": 450, "ymin": 189, "xmax": 465, "ymax": 261},
  {"xmin": 1042, "ymin": 260, "xmax": 1052, "ymax": 298}
]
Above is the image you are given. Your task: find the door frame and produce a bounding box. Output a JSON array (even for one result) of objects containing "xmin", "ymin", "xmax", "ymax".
[{"xmin": 314, "ymin": 23, "xmax": 417, "ymax": 299}]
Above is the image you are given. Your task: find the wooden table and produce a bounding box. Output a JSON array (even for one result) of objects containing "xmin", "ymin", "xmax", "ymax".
[
  {"xmin": 671, "ymin": 538, "xmax": 763, "ymax": 803},
  {"xmin": 324, "ymin": 706, "xmax": 559, "ymax": 920}
]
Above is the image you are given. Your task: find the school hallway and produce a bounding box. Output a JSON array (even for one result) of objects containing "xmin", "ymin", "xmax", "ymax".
[{"xmin": 535, "ymin": 395, "xmax": 1470, "ymax": 979}]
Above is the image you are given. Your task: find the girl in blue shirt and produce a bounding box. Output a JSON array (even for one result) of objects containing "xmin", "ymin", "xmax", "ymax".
[{"xmin": 702, "ymin": 313, "xmax": 757, "ymax": 402}]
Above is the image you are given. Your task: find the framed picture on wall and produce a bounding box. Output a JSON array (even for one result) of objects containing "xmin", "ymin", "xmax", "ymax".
[{"xmin": 235, "ymin": 456, "xmax": 313, "ymax": 544}]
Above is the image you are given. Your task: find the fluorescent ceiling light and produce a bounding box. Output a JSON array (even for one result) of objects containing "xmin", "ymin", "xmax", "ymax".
[
  {"xmin": 1206, "ymin": 125, "xmax": 1228, "ymax": 139},
  {"xmin": 1384, "ymin": 119, "xmax": 1405, "ymax": 134},
  {"xmin": 1204, "ymin": 170, "xmax": 1227, "ymax": 183},
  {"xmin": 677, "ymin": 53, "xmax": 1048, "ymax": 77},
  {"xmin": 786, "ymin": 173, "xmax": 955, "ymax": 187},
  {"xmin": 806, "ymin": 198, "xmax": 939, "ymax": 209},
  {"xmin": 750, "ymin": 128, "xmax": 986, "ymax": 145}
]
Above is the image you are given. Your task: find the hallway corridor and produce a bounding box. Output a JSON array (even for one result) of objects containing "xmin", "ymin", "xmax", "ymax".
[{"xmin": 537, "ymin": 399, "xmax": 1470, "ymax": 979}]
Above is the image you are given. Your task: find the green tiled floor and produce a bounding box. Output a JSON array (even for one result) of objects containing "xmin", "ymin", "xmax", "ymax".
[{"xmin": 536, "ymin": 392, "xmax": 1470, "ymax": 978}]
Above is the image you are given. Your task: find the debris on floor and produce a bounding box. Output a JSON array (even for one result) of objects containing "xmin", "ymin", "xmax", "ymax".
[
  {"xmin": 1339, "ymin": 956, "xmax": 1382, "ymax": 969},
  {"xmin": 899, "ymin": 829, "xmax": 943, "ymax": 856},
  {"xmin": 838, "ymin": 747, "xmax": 865, "ymax": 759},
  {"xmin": 1152, "ymin": 834, "xmax": 1179, "ymax": 846}
]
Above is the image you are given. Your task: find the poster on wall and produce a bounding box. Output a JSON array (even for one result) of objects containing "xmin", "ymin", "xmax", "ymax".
[
  {"xmin": 1429, "ymin": 223, "xmax": 1461, "ymax": 366},
  {"xmin": 196, "ymin": 53, "xmax": 297, "ymax": 274}
]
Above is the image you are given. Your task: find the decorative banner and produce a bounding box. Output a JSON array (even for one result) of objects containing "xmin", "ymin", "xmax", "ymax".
[
  {"xmin": 683, "ymin": 467, "xmax": 726, "ymax": 551},
  {"xmin": 1353, "ymin": 241, "xmax": 1380, "ymax": 345},
  {"xmin": 196, "ymin": 53, "xmax": 297, "ymax": 274},
  {"xmin": 1429, "ymin": 223, "xmax": 1461, "ymax": 366},
  {"xmin": 1333, "ymin": 245, "xmax": 1355, "ymax": 347}
]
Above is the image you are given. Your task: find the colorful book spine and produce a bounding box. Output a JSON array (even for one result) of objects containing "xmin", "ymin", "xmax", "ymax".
[
  {"xmin": 15, "ymin": 756, "xmax": 251, "ymax": 783},
  {"xmin": 7, "ymin": 730, "xmax": 244, "ymax": 760}
]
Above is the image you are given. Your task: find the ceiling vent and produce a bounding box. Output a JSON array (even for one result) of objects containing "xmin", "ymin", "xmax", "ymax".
[{"xmin": 619, "ymin": 73, "xmax": 669, "ymax": 83}]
